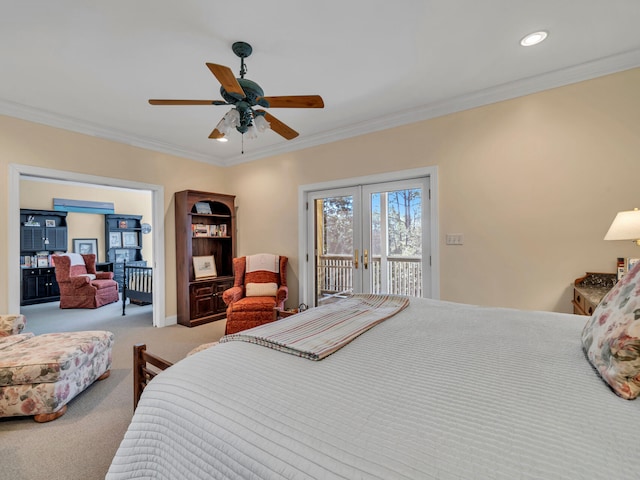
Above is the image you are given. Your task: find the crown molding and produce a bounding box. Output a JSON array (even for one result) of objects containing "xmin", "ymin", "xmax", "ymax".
[
  {"xmin": 0, "ymin": 100, "xmax": 224, "ymax": 166},
  {"xmin": 3, "ymin": 48, "xmax": 640, "ymax": 168}
]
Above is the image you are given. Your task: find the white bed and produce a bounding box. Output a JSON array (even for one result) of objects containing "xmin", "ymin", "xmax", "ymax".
[{"xmin": 107, "ymin": 297, "xmax": 640, "ymax": 479}]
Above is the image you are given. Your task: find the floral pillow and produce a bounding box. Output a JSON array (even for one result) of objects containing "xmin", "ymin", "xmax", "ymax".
[
  {"xmin": 581, "ymin": 261, "xmax": 640, "ymax": 399},
  {"xmin": 0, "ymin": 314, "xmax": 26, "ymax": 337}
]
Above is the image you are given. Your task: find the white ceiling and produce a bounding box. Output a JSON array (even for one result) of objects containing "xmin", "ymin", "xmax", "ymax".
[{"xmin": 2, "ymin": 1, "xmax": 640, "ymax": 167}]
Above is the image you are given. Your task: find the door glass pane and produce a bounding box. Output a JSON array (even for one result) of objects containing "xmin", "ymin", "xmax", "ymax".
[
  {"xmin": 315, "ymin": 195, "xmax": 354, "ymax": 306},
  {"xmin": 369, "ymin": 188, "xmax": 422, "ymax": 297}
]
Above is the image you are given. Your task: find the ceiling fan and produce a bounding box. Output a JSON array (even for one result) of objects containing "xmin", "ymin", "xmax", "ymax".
[{"xmin": 149, "ymin": 41, "xmax": 324, "ymax": 143}]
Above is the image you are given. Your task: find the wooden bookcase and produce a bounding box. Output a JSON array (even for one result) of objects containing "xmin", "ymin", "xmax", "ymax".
[{"xmin": 175, "ymin": 190, "xmax": 236, "ymax": 327}]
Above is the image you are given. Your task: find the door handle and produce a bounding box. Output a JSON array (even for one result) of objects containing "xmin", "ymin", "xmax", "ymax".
[
  {"xmin": 354, "ymin": 249, "xmax": 359, "ymax": 269},
  {"xmin": 364, "ymin": 249, "xmax": 369, "ymax": 269}
]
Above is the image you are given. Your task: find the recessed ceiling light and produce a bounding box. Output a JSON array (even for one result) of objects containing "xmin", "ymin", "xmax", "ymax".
[
  {"xmin": 216, "ymin": 137, "xmax": 228, "ymax": 142},
  {"xmin": 520, "ymin": 30, "xmax": 548, "ymax": 47}
]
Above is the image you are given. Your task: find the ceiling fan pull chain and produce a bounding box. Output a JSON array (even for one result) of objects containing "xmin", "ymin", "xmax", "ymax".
[{"xmin": 241, "ymin": 134, "xmax": 244, "ymax": 154}]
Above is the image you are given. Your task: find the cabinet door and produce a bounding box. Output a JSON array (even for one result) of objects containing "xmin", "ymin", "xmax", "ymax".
[
  {"xmin": 42, "ymin": 269, "xmax": 59, "ymax": 297},
  {"xmin": 22, "ymin": 270, "xmax": 39, "ymax": 301},
  {"xmin": 213, "ymin": 280, "xmax": 233, "ymax": 314},
  {"xmin": 46, "ymin": 228, "xmax": 68, "ymax": 251},
  {"xmin": 190, "ymin": 283, "xmax": 216, "ymax": 319},
  {"xmin": 36, "ymin": 274, "xmax": 49, "ymax": 297},
  {"xmin": 21, "ymin": 227, "xmax": 46, "ymax": 251}
]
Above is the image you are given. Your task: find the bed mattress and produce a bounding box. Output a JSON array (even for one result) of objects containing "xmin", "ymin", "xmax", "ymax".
[{"xmin": 107, "ymin": 298, "xmax": 640, "ymax": 479}]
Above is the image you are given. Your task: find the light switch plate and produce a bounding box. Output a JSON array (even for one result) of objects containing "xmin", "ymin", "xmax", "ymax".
[{"xmin": 446, "ymin": 234, "xmax": 464, "ymax": 245}]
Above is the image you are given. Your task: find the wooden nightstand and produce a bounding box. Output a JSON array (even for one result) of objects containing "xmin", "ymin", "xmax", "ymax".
[{"xmin": 572, "ymin": 272, "xmax": 617, "ymax": 316}]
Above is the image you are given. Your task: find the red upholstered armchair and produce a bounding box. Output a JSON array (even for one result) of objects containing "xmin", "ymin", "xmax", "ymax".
[
  {"xmin": 222, "ymin": 254, "xmax": 288, "ymax": 335},
  {"xmin": 52, "ymin": 253, "xmax": 119, "ymax": 309}
]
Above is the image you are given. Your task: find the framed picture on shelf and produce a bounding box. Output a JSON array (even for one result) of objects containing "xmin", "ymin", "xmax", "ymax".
[
  {"xmin": 73, "ymin": 238, "xmax": 98, "ymax": 257},
  {"xmin": 45, "ymin": 219, "xmax": 56, "ymax": 227},
  {"xmin": 193, "ymin": 255, "xmax": 217, "ymax": 279},
  {"xmin": 114, "ymin": 249, "xmax": 130, "ymax": 263},
  {"xmin": 109, "ymin": 232, "xmax": 122, "ymax": 248},
  {"xmin": 119, "ymin": 220, "xmax": 128, "ymax": 229},
  {"xmin": 194, "ymin": 202, "xmax": 212, "ymax": 214},
  {"xmin": 122, "ymin": 232, "xmax": 138, "ymax": 247}
]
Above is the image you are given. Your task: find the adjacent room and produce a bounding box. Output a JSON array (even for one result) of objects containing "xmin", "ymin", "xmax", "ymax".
[{"xmin": 2, "ymin": 2, "xmax": 640, "ymax": 479}]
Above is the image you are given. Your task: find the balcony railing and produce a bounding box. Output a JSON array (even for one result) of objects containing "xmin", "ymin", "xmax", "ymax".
[{"xmin": 316, "ymin": 254, "xmax": 422, "ymax": 301}]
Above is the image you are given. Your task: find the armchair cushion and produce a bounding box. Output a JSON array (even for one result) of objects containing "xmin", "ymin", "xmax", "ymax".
[
  {"xmin": 246, "ymin": 282, "xmax": 278, "ymax": 297},
  {"xmin": 77, "ymin": 273, "xmax": 97, "ymax": 281}
]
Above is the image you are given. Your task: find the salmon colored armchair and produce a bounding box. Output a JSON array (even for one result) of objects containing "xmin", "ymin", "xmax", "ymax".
[
  {"xmin": 52, "ymin": 253, "xmax": 119, "ymax": 309},
  {"xmin": 222, "ymin": 254, "xmax": 288, "ymax": 335}
]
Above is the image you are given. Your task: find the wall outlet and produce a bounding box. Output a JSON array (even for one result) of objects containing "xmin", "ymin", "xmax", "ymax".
[{"xmin": 446, "ymin": 234, "xmax": 464, "ymax": 245}]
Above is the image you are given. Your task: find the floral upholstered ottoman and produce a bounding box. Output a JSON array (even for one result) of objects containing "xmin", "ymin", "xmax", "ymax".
[{"xmin": 0, "ymin": 330, "xmax": 114, "ymax": 422}]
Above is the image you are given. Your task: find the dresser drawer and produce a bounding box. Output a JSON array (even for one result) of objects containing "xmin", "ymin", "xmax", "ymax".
[{"xmin": 573, "ymin": 289, "xmax": 586, "ymax": 314}]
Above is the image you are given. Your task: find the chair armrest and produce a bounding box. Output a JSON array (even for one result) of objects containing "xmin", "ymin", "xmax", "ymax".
[
  {"xmin": 0, "ymin": 314, "xmax": 26, "ymax": 337},
  {"xmin": 95, "ymin": 272, "xmax": 114, "ymax": 280},
  {"xmin": 276, "ymin": 285, "xmax": 289, "ymax": 306},
  {"xmin": 70, "ymin": 276, "xmax": 91, "ymax": 288},
  {"xmin": 222, "ymin": 286, "xmax": 244, "ymax": 306}
]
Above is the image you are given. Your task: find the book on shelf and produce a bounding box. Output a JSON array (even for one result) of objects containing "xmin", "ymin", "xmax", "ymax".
[
  {"xmin": 207, "ymin": 224, "xmax": 228, "ymax": 237},
  {"xmin": 194, "ymin": 202, "xmax": 212, "ymax": 214},
  {"xmin": 192, "ymin": 224, "xmax": 209, "ymax": 237}
]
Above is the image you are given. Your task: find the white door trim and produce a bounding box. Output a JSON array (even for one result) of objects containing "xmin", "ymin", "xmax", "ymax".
[
  {"xmin": 298, "ymin": 166, "xmax": 439, "ymax": 306},
  {"xmin": 8, "ymin": 164, "xmax": 168, "ymax": 327}
]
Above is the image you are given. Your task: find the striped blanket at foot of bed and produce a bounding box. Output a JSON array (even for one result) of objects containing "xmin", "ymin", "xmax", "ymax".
[{"xmin": 220, "ymin": 293, "xmax": 409, "ymax": 360}]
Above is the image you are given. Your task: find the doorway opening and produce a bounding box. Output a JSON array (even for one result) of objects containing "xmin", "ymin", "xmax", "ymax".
[{"xmin": 8, "ymin": 164, "xmax": 167, "ymax": 327}]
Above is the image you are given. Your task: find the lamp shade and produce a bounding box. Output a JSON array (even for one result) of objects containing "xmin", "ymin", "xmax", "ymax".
[{"xmin": 604, "ymin": 209, "xmax": 640, "ymax": 241}]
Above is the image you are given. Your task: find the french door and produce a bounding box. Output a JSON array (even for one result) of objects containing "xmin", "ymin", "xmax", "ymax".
[{"xmin": 306, "ymin": 177, "xmax": 430, "ymax": 306}]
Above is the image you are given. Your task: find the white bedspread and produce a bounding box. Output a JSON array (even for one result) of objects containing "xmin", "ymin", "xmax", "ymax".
[{"xmin": 107, "ymin": 298, "xmax": 640, "ymax": 479}]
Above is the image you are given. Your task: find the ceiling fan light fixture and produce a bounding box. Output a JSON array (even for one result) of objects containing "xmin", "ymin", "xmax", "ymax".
[
  {"xmin": 254, "ymin": 114, "xmax": 270, "ymax": 133},
  {"xmin": 520, "ymin": 30, "xmax": 548, "ymax": 47},
  {"xmin": 245, "ymin": 124, "xmax": 258, "ymax": 140},
  {"xmin": 224, "ymin": 109, "xmax": 240, "ymax": 127},
  {"xmin": 216, "ymin": 137, "xmax": 228, "ymax": 142},
  {"xmin": 215, "ymin": 108, "xmax": 240, "ymax": 136},
  {"xmin": 215, "ymin": 118, "xmax": 231, "ymax": 136}
]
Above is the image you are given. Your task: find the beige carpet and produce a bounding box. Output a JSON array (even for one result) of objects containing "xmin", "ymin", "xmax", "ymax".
[{"xmin": 0, "ymin": 299, "xmax": 226, "ymax": 480}]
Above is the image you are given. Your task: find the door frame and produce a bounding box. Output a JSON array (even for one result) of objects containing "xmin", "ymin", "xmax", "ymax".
[
  {"xmin": 8, "ymin": 164, "xmax": 167, "ymax": 327},
  {"xmin": 298, "ymin": 166, "xmax": 439, "ymax": 306}
]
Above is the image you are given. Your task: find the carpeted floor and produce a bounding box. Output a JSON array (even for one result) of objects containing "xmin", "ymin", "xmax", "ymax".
[{"xmin": 0, "ymin": 298, "xmax": 226, "ymax": 480}]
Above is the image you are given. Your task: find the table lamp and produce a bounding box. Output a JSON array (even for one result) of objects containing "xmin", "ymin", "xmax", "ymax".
[{"xmin": 604, "ymin": 208, "xmax": 640, "ymax": 246}]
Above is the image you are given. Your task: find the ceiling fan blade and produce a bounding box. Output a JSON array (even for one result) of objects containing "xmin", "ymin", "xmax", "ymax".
[
  {"xmin": 149, "ymin": 99, "xmax": 228, "ymax": 106},
  {"xmin": 206, "ymin": 63, "xmax": 245, "ymax": 98},
  {"xmin": 208, "ymin": 128, "xmax": 225, "ymax": 139},
  {"xmin": 260, "ymin": 95, "xmax": 324, "ymax": 108},
  {"xmin": 257, "ymin": 110, "xmax": 299, "ymax": 140}
]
